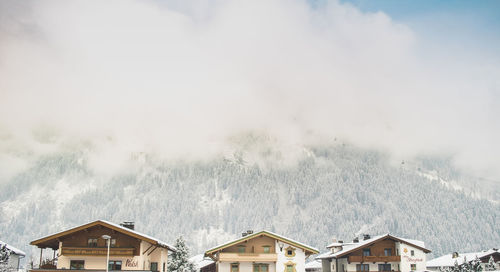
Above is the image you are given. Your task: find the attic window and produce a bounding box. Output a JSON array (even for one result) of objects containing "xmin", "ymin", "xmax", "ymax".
[
  {"xmin": 263, "ymin": 246, "xmax": 271, "ymax": 253},
  {"xmin": 411, "ymin": 250, "xmax": 415, "ymax": 256},
  {"xmin": 237, "ymin": 245, "xmax": 246, "ymax": 253},
  {"xmin": 285, "ymin": 246, "xmax": 296, "ymax": 257},
  {"xmin": 87, "ymin": 238, "xmax": 98, "ymax": 247}
]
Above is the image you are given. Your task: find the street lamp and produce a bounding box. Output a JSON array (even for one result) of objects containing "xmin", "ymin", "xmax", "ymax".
[{"xmin": 102, "ymin": 235, "xmax": 111, "ymax": 272}]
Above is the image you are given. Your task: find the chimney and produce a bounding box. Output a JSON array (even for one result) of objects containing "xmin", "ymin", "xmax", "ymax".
[
  {"xmin": 120, "ymin": 222, "xmax": 135, "ymax": 230},
  {"xmin": 363, "ymin": 234, "xmax": 371, "ymax": 241},
  {"xmin": 353, "ymin": 237, "xmax": 359, "ymax": 243},
  {"xmin": 242, "ymin": 232, "xmax": 248, "ymax": 237},
  {"xmin": 247, "ymin": 230, "xmax": 254, "ymax": 235},
  {"xmin": 338, "ymin": 240, "xmax": 344, "ymax": 244}
]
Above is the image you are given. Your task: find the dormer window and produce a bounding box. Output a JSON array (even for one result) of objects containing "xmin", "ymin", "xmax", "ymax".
[{"xmin": 284, "ymin": 246, "xmax": 296, "ymax": 257}]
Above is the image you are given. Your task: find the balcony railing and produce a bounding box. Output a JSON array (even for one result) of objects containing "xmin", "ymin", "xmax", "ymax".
[
  {"xmin": 348, "ymin": 256, "xmax": 401, "ymax": 263},
  {"xmin": 61, "ymin": 247, "xmax": 135, "ymax": 256},
  {"xmin": 218, "ymin": 253, "xmax": 278, "ymax": 262}
]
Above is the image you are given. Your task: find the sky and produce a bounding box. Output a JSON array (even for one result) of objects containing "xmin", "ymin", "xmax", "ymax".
[{"xmin": 0, "ymin": 0, "xmax": 499, "ymax": 181}]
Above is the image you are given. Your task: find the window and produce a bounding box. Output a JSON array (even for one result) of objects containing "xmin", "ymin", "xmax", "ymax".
[
  {"xmin": 342, "ymin": 265, "xmax": 345, "ymax": 272},
  {"xmin": 363, "ymin": 248, "xmax": 371, "ymax": 256},
  {"xmin": 286, "ymin": 265, "xmax": 294, "ymax": 272},
  {"xmin": 108, "ymin": 261, "xmax": 122, "ymax": 271},
  {"xmin": 110, "ymin": 239, "xmax": 116, "ymax": 247},
  {"xmin": 231, "ymin": 263, "xmax": 239, "ymax": 272},
  {"xmin": 356, "ymin": 264, "xmax": 369, "ymax": 272},
  {"xmin": 378, "ymin": 264, "xmax": 391, "ymax": 272},
  {"xmin": 285, "ymin": 246, "xmax": 296, "ymax": 257},
  {"xmin": 87, "ymin": 238, "xmax": 98, "ymax": 247},
  {"xmin": 410, "ymin": 250, "xmax": 415, "ymax": 257},
  {"xmin": 163, "ymin": 262, "xmax": 166, "ymax": 272},
  {"xmin": 151, "ymin": 262, "xmax": 158, "ymax": 272},
  {"xmin": 254, "ymin": 264, "xmax": 269, "ymax": 272},
  {"xmin": 70, "ymin": 260, "xmax": 85, "ymax": 270},
  {"xmin": 410, "ymin": 264, "xmax": 416, "ymax": 271},
  {"xmin": 263, "ymin": 246, "xmax": 271, "ymax": 253},
  {"xmin": 384, "ymin": 248, "xmax": 392, "ymax": 256},
  {"xmin": 237, "ymin": 246, "xmax": 246, "ymax": 253}
]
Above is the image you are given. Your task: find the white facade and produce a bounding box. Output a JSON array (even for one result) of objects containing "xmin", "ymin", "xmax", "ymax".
[{"xmin": 397, "ymin": 242, "xmax": 427, "ymax": 272}]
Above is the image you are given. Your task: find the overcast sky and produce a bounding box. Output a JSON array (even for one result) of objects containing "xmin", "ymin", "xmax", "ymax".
[{"xmin": 0, "ymin": 0, "xmax": 499, "ymax": 180}]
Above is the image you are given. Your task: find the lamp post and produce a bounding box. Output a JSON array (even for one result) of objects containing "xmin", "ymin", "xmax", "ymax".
[{"xmin": 102, "ymin": 235, "xmax": 111, "ymax": 272}]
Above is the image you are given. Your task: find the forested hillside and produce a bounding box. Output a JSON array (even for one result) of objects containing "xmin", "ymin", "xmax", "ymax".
[{"xmin": 0, "ymin": 136, "xmax": 498, "ymax": 265}]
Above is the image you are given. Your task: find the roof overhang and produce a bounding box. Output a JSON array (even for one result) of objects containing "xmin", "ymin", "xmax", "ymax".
[
  {"xmin": 30, "ymin": 220, "xmax": 174, "ymax": 251},
  {"xmin": 324, "ymin": 234, "xmax": 431, "ymax": 259},
  {"xmin": 204, "ymin": 230, "xmax": 319, "ymax": 260}
]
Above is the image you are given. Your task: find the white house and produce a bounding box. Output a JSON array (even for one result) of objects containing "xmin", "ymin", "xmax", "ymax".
[
  {"xmin": 316, "ymin": 234, "xmax": 431, "ymax": 272},
  {"xmin": 204, "ymin": 230, "xmax": 319, "ymax": 272},
  {"xmin": 0, "ymin": 240, "xmax": 26, "ymax": 271},
  {"xmin": 426, "ymin": 249, "xmax": 500, "ymax": 271}
]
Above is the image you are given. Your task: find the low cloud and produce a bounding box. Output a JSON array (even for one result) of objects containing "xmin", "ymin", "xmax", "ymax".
[{"xmin": 0, "ymin": 0, "xmax": 498, "ymax": 179}]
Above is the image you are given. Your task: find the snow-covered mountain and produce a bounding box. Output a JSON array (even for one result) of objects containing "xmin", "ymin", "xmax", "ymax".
[{"xmin": 0, "ymin": 133, "xmax": 498, "ymax": 264}]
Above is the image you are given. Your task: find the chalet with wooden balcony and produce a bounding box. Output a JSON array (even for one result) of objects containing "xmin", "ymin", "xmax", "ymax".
[
  {"xmin": 316, "ymin": 234, "xmax": 431, "ymax": 272},
  {"xmin": 30, "ymin": 220, "xmax": 176, "ymax": 272},
  {"xmin": 205, "ymin": 230, "xmax": 319, "ymax": 272}
]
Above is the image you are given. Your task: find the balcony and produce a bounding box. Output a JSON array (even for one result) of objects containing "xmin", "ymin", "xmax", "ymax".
[
  {"xmin": 218, "ymin": 253, "xmax": 278, "ymax": 262},
  {"xmin": 61, "ymin": 247, "xmax": 135, "ymax": 256},
  {"xmin": 348, "ymin": 255, "xmax": 401, "ymax": 263}
]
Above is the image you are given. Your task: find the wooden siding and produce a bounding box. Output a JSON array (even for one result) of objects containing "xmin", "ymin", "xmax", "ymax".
[
  {"xmin": 222, "ymin": 236, "xmax": 276, "ymax": 254},
  {"xmin": 348, "ymin": 239, "xmax": 396, "ymax": 257},
  {"xmin": 59, "ymin": 225, "xmax": 141, "ymax": 256}
]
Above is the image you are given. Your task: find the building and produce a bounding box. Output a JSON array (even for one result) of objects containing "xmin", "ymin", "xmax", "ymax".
[
  {"xmin": 316, "ymin": 234, "xmax": 431, "ymax": 272},
  {"xmin": 189, "ymin": 254, "xmax": 215, "ymax": 272},
  {"xmin": 0, "ymin": 240, "xmax": 26, "ymax": 271},
  {"xmin": 30, "ymin": 220, "xmax": 176, "ymax": 272},
  {"xmin": 305, "ymin": 260, "xmax": 322, "ymax": 272},
  {"xmin": 426, "ymin": 249, "xmax": 500, "ymax": 271},
  {"xmin": 204, "ymin": 230, "xmax": 319, "ymax": 272}
]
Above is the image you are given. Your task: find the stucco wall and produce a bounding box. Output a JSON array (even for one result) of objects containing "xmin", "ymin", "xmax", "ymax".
[{"xmin": 397, "ymin": 242, "xmax": 426, "ymax": 272}]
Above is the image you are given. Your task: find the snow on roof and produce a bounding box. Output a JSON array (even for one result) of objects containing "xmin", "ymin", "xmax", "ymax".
[
  {"xmin": 99, "ymin": 220, "xmax": 176, "ymax": 251},
  {"xmin": 317, "ymin": 234, "xmax": 429, "ymax": 260},
  {"xmin": 189, "ymin": 254, "xmax": 215, "ymax": 270},
  {"xmin": 0, "ymin": 240, "xmax": 26, "ymax": 256},
  {"xmin": 427, "ymin": 249, "xmax": 499, "ymax": 268},
  {"xmin": 305, "ymin": 260, "xmax": 322, "ymax": 270},
  {"xmin": 205, "ymin": 230, "xmax": 318, "ymax": 254}
]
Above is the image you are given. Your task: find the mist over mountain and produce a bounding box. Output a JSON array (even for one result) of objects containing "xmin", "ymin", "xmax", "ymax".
[{"xmin": 0, "ymin": 132, "xmax": 498, "ymax": 264}]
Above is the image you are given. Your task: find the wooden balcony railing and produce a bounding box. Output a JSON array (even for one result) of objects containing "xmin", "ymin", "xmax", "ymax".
[
  {"xmin": 348, "ymin": 255, "xmax": 401, "ymax": 263},
  {"xmin": 219, "ymin": 253, "xmax": 278, "ymax": 262},
  {"xmin": 61, "ymin": 247, "xmax": 135, "ymax": 256}
]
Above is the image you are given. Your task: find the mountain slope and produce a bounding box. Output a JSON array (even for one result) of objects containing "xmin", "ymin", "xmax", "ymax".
[{"xmin": 0, "ymin": 140, "xmax": 498, "ymax": 264}]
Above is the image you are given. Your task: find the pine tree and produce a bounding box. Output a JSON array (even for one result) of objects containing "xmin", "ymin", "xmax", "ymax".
[
  {"xmin": 485, "ymin": 256, "xmax": 496, "ymax": 271},
  {"xmin": 167, "ymin": 237, "xmax": 195, "ymax": 272}
]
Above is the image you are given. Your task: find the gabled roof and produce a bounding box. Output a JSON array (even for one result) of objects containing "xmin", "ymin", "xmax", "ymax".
[
  {"xmin": 30, "ymin": 220, "xmax": 176, "ymax": 252},
  {"xmin": 427, "ymin": 249, "xmax": 500, "ymax": 268},
  {"xmin": 205, "ymin": 230, "xmax": 319, "ymax": 258},
  {"xmin": 316, "ymin": 234, "xmax": 431, "ymax": 260},
  {"xmin": 0, "ymin": 240, "xmax": 26, "ymax": 256}
]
